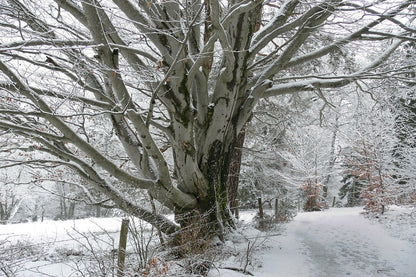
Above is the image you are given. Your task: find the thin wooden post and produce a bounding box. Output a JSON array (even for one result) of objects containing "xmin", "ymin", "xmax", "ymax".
[
  {"xmin": 274, "ymin": 198, "xmax": 279, "ymax": 221},
  {"xmin": 235, "ymin": 199, "xmax": 239, "ymax": 219},
  {"xmin": 258, "ymin": 198, "xmax": 264, "ymax": 228},
  {"xmin": 117, "ymin": 218, "xmax": 129, "ymax": 277},
  {"xmin": 332, "ymin": 196, "xmax": 336, "ymax": 207},
  {"xmin": 258, "ymin": 198, "xmax": 263, "ymax": 219}
]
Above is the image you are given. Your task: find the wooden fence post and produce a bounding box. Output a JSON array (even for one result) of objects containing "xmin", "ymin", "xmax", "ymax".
[
  {"xmin": 258, "ymin": 198, "xmax": 263, "ymax": 218},
  {"xmin": 117, "ymin": 218, "xmax": 129, "ymax": 277},
  {"xmin": 274, "ymin": 198, "xmax": 279, "ymax": 221},
  {"xmin": 258, "ymin": 198, "xmax": 264, "ymax": 228},
  {"xmin": 332, "ymin": 196, "xmax": 336, "ymax": 208},
  {"xmin": 235, "ymin": 199, "xmax": 239, "ymax": 219}
]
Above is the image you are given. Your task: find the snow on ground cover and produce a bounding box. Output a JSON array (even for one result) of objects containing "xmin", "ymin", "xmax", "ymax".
[
  {"xmin": 368, "ymin": 205, "xmax": 416, "ymax": 244},
  {"xmin": 0, "ymin": 217, "xmax": 122, "ymax": 243},
  {"xmin": 0, "ymin": 215, "xmax": 175, "ymax": 276},
  {"xmin": 0, "ymin": 218, "xmax": 125, "ymax": 276},
  {"xmin": 256, "ymin": 207, "xmax": 416, "ymax": 277},
  {"xmin": 1, "ymin": 207, "xmax": 415, "ymax": 276},
  {"xmin": 1, "ymin": 214, "xmax": 262, "ymax": 276}
]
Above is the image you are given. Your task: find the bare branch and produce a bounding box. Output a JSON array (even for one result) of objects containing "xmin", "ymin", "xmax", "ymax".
[{"xmin": 262, "ymin": 39, "xmax": 404, "ymax": 98}]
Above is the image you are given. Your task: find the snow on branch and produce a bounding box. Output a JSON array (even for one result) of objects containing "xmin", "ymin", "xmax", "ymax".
[{"xmin": 261, "ymin": 38, "xmax": 405, "ymax": 98}]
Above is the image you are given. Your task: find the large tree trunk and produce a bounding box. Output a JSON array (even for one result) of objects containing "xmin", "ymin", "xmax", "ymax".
[
  {"xmin": 164, "ymin": 3, "xmax": 262, "ymax": 242},
  {"xmin": 172, "ymin": 137, "xmax": 237, "ymax": 240},
  {"xmin": 227, "ymin": 125, "xmax": 247, "ymax": 217},
  {"xmin": 170, "ymin": 138, "xmax": 237, "ymax": 254}
]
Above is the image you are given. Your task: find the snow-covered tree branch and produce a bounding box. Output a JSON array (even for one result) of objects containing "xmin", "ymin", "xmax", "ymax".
[{"xmin": 0, "ymin": 0, "xmax": 414, "ymax": 242}]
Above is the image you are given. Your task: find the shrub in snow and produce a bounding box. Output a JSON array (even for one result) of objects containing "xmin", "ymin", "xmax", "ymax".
[
  {"xmin": 361, "ymin": 175, "xmax": 394, "ymax": 214},
  {"xmin": 300, "ymin": 182, "xmax": 328, "ymax": 212}
]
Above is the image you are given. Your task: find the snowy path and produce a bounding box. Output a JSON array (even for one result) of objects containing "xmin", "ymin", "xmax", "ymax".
[{"xmin": 259, "ymin": 207, "xmax": 416, "ymax": 277}]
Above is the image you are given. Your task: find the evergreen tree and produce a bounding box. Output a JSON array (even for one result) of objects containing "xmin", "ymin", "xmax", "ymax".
[{"xmin": 338, "ymin": 174, "xmax": 364, "ymax": 207}]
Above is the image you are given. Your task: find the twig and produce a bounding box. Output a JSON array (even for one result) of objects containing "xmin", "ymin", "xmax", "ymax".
[{"xmin": 220, "ymin": 266, "xmax": 254, "ymax": 276}]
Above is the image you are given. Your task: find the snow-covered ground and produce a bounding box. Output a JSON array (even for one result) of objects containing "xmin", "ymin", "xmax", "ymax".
[
  {"xmin": 1, "ymin": 207, "xmax": 415, "ymax": 276},
  {"xmin": 258, "ymin": 206, "xmax": 416, "ymax": 277},
  {"xmin": 212, "ymin": 206, "xmax": 416, "ymax": 277},
  {"xmin": 0, "ymin": 217, "xmax": 123, "ymax": 276}
]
